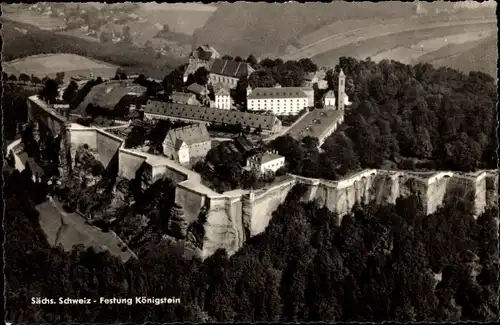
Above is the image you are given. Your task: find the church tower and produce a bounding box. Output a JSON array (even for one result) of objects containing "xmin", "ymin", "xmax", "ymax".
[{"xmin": 338, "ymin": 69, "xmax": 345, "ymax": 111}]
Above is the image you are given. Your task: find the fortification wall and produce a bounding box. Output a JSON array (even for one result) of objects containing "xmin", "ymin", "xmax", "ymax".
[
  {"xmin": 118, "ymin": 149, "xmax": 146, "ymax": 180},
  {"xmin": 95, "ymin": 130, "xmax": 123, "ymax": 168},
  {"xmin": 175, "ymin": 184, "xmax": 206, "ymax": 225},
  {"xmin": 154, "ymin": 166, "xmax": 189, "ymax": 185}
]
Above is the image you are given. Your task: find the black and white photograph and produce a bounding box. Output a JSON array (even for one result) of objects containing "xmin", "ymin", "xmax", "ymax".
[{"xmin": 2, "ymin": 0, "xmax": 498, "ymax": 323}]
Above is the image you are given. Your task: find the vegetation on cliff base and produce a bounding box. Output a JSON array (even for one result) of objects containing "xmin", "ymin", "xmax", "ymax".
[
  {"xmin": 5, "ymin": 168, "xmax": 498, "ymax": 323},
  {"xmin": 268, "ymin": 57, "xmax": 497, "ymax": 180}
]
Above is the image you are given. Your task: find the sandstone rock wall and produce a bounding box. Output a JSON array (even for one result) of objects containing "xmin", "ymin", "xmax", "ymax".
[
  {"xmin": 201, "ymin": 196, "xmax": 246, "ymax": 260},
  {"xmin": 175, "ymin": 184, "xmax": 207, "ymax": 225},
  {"xmin": 181, "ymin": 169, "xmax": 498, "ymax": 260},
  {"xmin": 242, "ymin": 178, "xmax": 296, "ymax": 236},
  {"xmin": 60, "ymin": 120, "xmax": 498, "ymax": 261}
]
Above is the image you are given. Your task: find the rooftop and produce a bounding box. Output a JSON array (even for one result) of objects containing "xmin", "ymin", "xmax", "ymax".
[
  {"xmin": 186, "ymin": 83, "xmax": 207, "ymax": 95},
  {"xmin": 171, "ymin": 91, "xmax": 196, "ymax": 104},
  {"xmin": 286, "ymin": 109, "xmax": 344, "ymax": 141},
  {"xmin": 323, "ymin": 90, "xmax": 336, "ymax": 98},
  {"xmin": 209, "ymin": 59, "xmax": 253, "ymax": 78},
  {"xmin": 250, "ymin": 151, "xmax": 284, "ymax": 165},
  {"xmin": 191, "ymin": 45, "xmax": 220, "ymax": 61},
  {"xmin": 164, "ymin": 124, "xmax": 211, "ymax": 150},
  {"xmin": 248, "ymin": 87, "xmax": 309, "ymax": 100},
  {"xmin": 145, "ymin": 100, "xmax": 281, "ymax": 131}
]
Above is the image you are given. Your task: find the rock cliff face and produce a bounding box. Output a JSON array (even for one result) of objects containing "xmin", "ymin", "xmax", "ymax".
[{"xmin": 193, "ymin": 169, "xmax": 498, "ymax": 260}]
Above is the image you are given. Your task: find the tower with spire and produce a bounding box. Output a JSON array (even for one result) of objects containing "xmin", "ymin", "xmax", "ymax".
[{"xmin": 338, "ymin": 69, "xmax": 346, "ymax": 111}]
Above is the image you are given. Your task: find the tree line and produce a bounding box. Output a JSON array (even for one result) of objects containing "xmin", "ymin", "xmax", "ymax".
[
  {"xmin": 268, "ymin": 57, "xmax": 497, "ymax": 180},
  {"xmin": 4, "ymin": 166, "xmax": 498, "ymax": 323}
]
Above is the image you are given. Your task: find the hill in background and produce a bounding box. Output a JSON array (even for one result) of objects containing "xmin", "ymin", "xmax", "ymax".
[
  {"xmin": 136, "ymin": 3, "xmax": 216, "ymax": 35},
  {"xmin": 194, "ymin": 1, "xmax": 416, "ymax": 57},
  {"xmin": 430, "ymin": 35, "xmax": 497, "ymax": 77},
  {"xmin": 1, "ymin": 19, "xmax": 184, "ymax": 79}
]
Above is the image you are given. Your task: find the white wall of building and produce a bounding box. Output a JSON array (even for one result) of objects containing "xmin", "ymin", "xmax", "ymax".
[
  {"xmin": 247, "ymin": 97, "xmax": 309, "ymax": 116},
  {"xmin": 215, "ymin": 93, "xmax": 231, "ymax": 110},
  {"xmin": 261, "ymin": 157, "xmax": 285, "ymax": 173}
]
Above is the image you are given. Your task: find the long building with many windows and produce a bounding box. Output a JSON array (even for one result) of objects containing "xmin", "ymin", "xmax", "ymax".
[
  {"xmin": 246, "ymin": 86, "xmax": 313, "ymax": 116},
  {"xmin": 144, "ymin": 100, "xmax": 282, "ymax": 134}
]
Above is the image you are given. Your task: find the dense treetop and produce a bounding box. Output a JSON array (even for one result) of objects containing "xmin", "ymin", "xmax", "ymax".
[
  {"xmin": 268, "ymin": 57, "xmax": 497, "ymax": 180},
  {"xmin": 5, "ymin": 168, "xmax": 498, "ymax": 322}
]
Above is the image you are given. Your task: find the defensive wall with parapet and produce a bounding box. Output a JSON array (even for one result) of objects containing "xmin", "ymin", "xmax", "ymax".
[
  {"xmin": 64, "ymin": 124, "xmax": 500, "ymax": 261},
  {"xmin": 26, "ymin": 96, "xmax": 500, "ymax": 261}
]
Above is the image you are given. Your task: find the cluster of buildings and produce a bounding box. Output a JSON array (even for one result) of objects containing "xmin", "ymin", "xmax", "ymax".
[
  {"xmin": 177, "ymin": 45, "xmax": 351, "ymax": 115},
  {"xmin": 160, "ymin": 122, "xmax": 285, "ymax": 177}
]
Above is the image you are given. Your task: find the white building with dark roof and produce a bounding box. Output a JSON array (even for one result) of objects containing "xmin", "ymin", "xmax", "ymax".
[
  {"xmin": 182, "ymin": 45, "xmax": 253, "ymax": 89},
  {"xmin": 246, "ymin": 150, "xmax": 285, "ymax": 174},
  {"xmin": 162, "ymin": 124, "xmax": 212, "ymax": 165},
  {"xmin": 323, "ymin": 90, "xmax": 336, "ymax": 108},
  {"xmin": 208, "ymin": 59, "xmax": 254, "ymax": 89},
  {"xmin": 246, "ymin": 86, "xmax": 314, "ymax": 115},
  {"xmin": 213, "ymin": 87, "xmax": 231, "ymax": 110}
]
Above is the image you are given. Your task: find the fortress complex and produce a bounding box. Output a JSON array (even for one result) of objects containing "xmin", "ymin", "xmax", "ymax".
[{"xmin": 25, "ymin": 95, "xmax": 499, "ymax": 261}]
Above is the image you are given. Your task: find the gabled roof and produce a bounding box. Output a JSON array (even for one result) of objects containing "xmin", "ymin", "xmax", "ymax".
[
  {"xmin": 234, "ymin": 135, "xmax": 255, "ymax": 152},
  {"xmin": 209, "ymin": 59, "xmax": 253, "ymax": 78},
  {"xmin": 145, "ymin": 100, "xmax": 281, "ymax": 131},
  {"xmin": 187, "ymin": 83, "xmax": 207, "ymax": 95},
  {"xmin": 247, "ymin": 87, "xmax": 308, "ymax": 100},
  {"xmin": 191, "ymin": 45, "xmax": 220, "ymax": 61},
  {"xmin": 171, "ymin": 91, "xmax": 196, "ymax": 104},
  {"xmin": 323, "ymin": 90, "xmax": 336, "ymax": 98},
  {"xmin": 163, "ymin": 124, "xmax": 211, "ymax": 149},
  {"xmin": 250, "ymin": 152, "xmax": 284, "ymax": 165},
  {"xmin": 215, "ymin": 87, "xmax": 230, "ymax": 96}
]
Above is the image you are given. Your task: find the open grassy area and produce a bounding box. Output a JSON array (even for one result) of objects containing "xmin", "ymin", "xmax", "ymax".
[
  {"xmin": 4, "ymin": 53, "xmax": 118, "ymax": 82},
  {"xmin": 3, "ymin": 10, "xmax": 66, "ymax": 31},
  {"xmin": 370, "ymin": 30, "xmax": 494, "ymax": 64}
]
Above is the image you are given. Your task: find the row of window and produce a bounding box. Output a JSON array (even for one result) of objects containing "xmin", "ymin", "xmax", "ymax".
[
  {"xmin": 249, "ymin": 99, "xmax": 306, "ymax": 103},
  {"xmin": 211, "ymin": 74, "xmax": 237, "ymax": 85}
]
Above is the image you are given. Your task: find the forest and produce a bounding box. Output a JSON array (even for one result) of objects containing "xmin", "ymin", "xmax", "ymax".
[
  {"xmin": 5, "ymin": 165, "xmax": 498, "ymax": 323},
  {"xmin": 267, "ymin": 57, "xmax": 497, "ymax": 180}
]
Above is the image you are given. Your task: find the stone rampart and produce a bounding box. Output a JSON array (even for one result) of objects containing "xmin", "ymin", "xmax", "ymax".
[{"xmin": 59, "ymin": 119, "xmax": 498, "ymax": 261}]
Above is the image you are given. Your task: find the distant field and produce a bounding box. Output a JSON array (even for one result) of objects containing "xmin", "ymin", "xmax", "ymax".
[
  {"xmin": 135, "ymin": 4, "xmax": 217, "ymax": 35},
  {"xmin": 284, "ymin": 19, "xmax": 496, "ymax": 61},
  {"xmin": 370, "ymin": 30, "xmax": 494, "ymax": 64},
  {"xmin": 431, "ymin": 36, "xmax": 497, "ymax": 77},
  {"xmin": 3, "ymin": 10, "xmax": 65, "ymax": 30},
  {"xmin": 304, "ymin": 22, "xmax": 496, "ymax": 75},
  {"xmin": 5, "ymin": 54, "xmax": 118, "ymax": 81}
]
